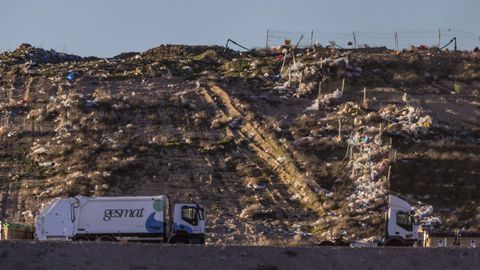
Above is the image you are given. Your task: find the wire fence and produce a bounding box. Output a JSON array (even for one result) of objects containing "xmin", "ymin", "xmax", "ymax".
[{"xmin": 266, "ymin": 28, "xmax": 480, "ymax": 50}]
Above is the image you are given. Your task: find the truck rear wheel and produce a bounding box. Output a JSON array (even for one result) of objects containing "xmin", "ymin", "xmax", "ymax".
[
  {"xmin": 72, "ymin": 235, "xmax": 91, "ymax": 242},
  {"xmin": 96, "ymin": 235, "xmax": 116, "ymax": 242}
]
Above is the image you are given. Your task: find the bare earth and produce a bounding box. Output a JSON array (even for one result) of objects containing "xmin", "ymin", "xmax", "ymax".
[
  {"xmin": 0, "ymin": 44, "xmax": 479, "ymax": 245},
  {"xmin": 0, "ymin": 241, "xmax": 479, "ymax": 270}
]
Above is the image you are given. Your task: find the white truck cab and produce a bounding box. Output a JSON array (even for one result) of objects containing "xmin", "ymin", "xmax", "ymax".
[
  {"xmin": 385, "ymin": 194, "xmax": 419, "ymax": 246},
  {"xmin": 170, "ymin": 203, "xmax": 205, "ymax": 243}
]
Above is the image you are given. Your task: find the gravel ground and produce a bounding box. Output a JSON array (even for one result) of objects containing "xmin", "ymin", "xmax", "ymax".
[{"xmin": 0, "ymin": 241, "xmax": 479, "ymax": 270}]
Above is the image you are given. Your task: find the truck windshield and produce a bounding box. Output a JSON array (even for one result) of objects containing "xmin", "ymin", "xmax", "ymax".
[
  {"xmin": 396, "ymin": 211, "xmax": 413, "ymax": 231},
  {"xmin": 181, "ymin": 206, "xmax": 198, "ymax": 225}
]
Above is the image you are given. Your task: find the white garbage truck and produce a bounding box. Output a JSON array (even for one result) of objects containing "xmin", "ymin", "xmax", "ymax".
[
  {"xmin": 384, "ymin": 193, "xmax": 420, "ymax": 246},
  {"xmin": 35, "ymin": 195, "xmax": 206, "ymax": 243},
  {"xmin": 325, "ymin": 194, "xmax": 421, "ymax": 247}
]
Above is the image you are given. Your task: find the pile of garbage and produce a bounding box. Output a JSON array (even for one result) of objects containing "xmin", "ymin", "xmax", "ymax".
[
  {"xmin": 412, "ymin": 203, "xmax": 442, "ymax": 229},
  {"xmin": 0, "ymin": 43, "xmax": 83, "ymax": 65},
  {"xmin": 270, "ymin": 48, "xmax": 354, "ymax": 98},
  {"xmin": 344, "ymin": 126, "xmax": 390, "ymax": 215},
  {"xmin": 314, "ymin": 124, "xmax": 392, "ymax": 242},
  {"xmin": 380, "ymin": 105, "xmax": 433, "ymax": 138}
]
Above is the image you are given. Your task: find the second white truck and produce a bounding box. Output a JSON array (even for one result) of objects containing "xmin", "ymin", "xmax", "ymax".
[
  {"xmin": 35, "ymin": 195, "xmax": 205, "ymax": 243},
  {"xmin": 384, "ymin": 194, "xmax": 420, "ymax": 246}
]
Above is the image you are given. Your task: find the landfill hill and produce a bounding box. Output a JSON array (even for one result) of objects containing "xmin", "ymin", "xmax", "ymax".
[{"xmin": 0, "ymin": 43, "xmax": 479, "ymax": 244}]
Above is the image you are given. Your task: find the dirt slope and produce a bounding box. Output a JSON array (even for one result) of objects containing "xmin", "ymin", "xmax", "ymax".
[{"xmin": 0, "ymin": 44, "xmax": 479, "ymax": 243}]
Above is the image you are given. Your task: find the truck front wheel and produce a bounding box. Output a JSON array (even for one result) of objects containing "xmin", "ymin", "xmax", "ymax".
[
  {"xmin": 170, "ymin": 236, "xmax": 188, "ymax": 244},
  {"xmin": 385, "ymin": 239, "xmax": 403, "ymax": 246}
]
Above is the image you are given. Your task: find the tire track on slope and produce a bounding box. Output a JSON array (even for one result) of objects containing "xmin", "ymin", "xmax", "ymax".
[{"xmin": 200, "ymin": 84, "xmax": 325, "ymax": 216}]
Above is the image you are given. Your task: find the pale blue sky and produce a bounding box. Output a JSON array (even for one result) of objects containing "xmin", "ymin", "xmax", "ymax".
[{"xmin": 1, "ymin": 0, "xmax": 479, "ymax": 57}]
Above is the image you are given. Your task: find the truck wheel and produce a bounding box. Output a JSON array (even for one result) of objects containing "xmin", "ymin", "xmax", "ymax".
[
  {"xmin": 96, "ymin": 235, "xmax": 116, "ymax": 242},
  {"xmin": 318, "ymin": 241, "xmax": 335, "ymax": 246},
  {"xmin": 170, "ymin": 236, "xmax": 189, "ymax": 244},
  {"xmin": 385, "ymin": 239, "xmax": 402, "ymax": 246},
  {"xmin": 169, "ymin": 237, "xmax": 179, "ymax": 244},
  {"xmin": 189, "ymin": 236, "xmax": 204, "ymax": 244},
  {"xmin": 72, "ymin": 235, "xmax": 91, "ymax": 242}
]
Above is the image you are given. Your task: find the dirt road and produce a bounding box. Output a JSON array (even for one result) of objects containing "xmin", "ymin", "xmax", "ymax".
[{"xmin": 0, "ymin": 241, "xmax": 479, "ymax": 270}]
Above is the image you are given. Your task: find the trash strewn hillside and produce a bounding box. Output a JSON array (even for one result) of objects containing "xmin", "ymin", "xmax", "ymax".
[{"xmin": 0, "ymin": 43, "xmax": 479, "ymax": 244}]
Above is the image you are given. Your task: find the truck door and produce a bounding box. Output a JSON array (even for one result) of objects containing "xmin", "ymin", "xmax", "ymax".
[{"xmin": 389, "ymin": 210, "xmax": 413, "ymax": 234}]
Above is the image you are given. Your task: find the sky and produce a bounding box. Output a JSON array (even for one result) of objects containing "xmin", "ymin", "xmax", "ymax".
[{"xmin": 1, "ymin": 0, "xmax": 479, "ymax": 57}]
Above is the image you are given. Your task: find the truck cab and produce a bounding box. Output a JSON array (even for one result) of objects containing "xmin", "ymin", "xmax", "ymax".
[
  {"xmin": 385, "ymin": 194, "xmax": 419, "ymax": 246},
  {"xmin": 170, "ymin": 203, "xmax": 205, "ymax": 244}
]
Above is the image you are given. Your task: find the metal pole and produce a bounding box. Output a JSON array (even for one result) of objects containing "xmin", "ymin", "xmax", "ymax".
[
  {"xmin": 280, "ymin": 51, "xmax": 288, "ymax": 73},
  {"xmin": 395, "ymin": 31, "xmax": 400, "ymax": 51},
  {"xmin": 387, "ymin": 166, "xmax": 392, "ymax": 190},
  {"xmin": 352, "ymin": 31, "xmax": 358, "ymax": 49},
  {"xmin": 393, "ymin": 32, "xmax": 396, "ymax": 50},
  {"xmin": 310, "ymin": 30, "xmax": 314, "ymax": 47},
  {"xmin": 338, "ymin": 119, "xmax": 342, "ymax": 139},
  {"xmin": 266, "ymin": 29, "xmax": 269, "ymax": 49},
  {"xmin": 318, "ymin": 80, "xmax": 322, "ymax": 98},
  {"xmin": 394, "ymin": 31, "xmax": 399, "ymax": 51},
  {"xmin": 397, "ymin": 31, "xmax": 399, "ymax": 51},
  {"xmin": 437, "ymin": 28, "xmax": 441, "ymax": 48},
  {"xmin": 363, "ymin": 87, "xmax": 367, "ymax": 105}
]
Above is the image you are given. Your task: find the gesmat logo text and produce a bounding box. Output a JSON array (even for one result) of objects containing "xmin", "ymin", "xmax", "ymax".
[{"xmin": 103, "ymin": 208, "xmax": 145, "ymax": 221}]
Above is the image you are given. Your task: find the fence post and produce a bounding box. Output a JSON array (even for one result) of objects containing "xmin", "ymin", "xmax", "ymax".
[
  {"xmin": 318, "ymin": 80, "xmax": 322, "ymax": 98},
  {"xmin": 338, "ymin": 119, "xmax": 342, "ymax": 139},
  {"xmin": 363, "ymin": 87, "xmax": 367, "ymax": 105},
  {"xmin": 265, "ymin": 29, "xmax": 269, "ymax": 49},
  {"xmin": 394, "ymin": 31, "xmax": 399, "ymax": 51},
  {"xmin": 352, "ymin": 31, "xmax": 358, "ymax": 49},
  {"xmin": 310, "ymin": 30, "xmax": 314, "ymax": 47},
  {"xmin": 394, "ymin": 32, "xmax": 396, "ymax": 50},
  {"xmin": 437, "ymin": 28, "xmax": 441, "ymax": 48}
]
